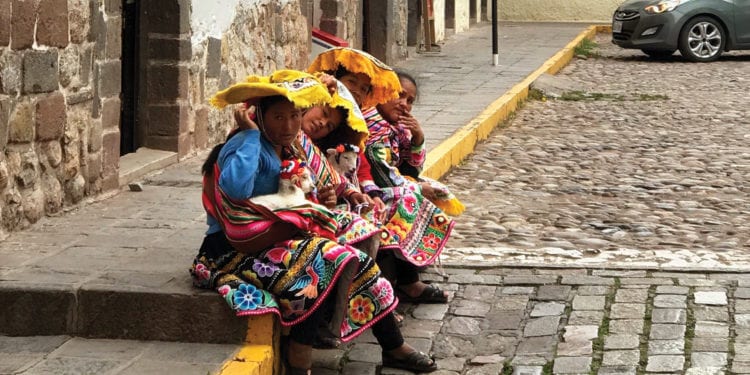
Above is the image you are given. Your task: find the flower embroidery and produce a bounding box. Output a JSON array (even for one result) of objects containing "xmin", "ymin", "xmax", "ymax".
[
  {"xmin": 402, "ymin": 194, "xmax": 417, "ymax": 214},
  {"xmin": 371, "ymin": 277, "xmax": 395, "ymax": 306},
  {"xmin": 349, "ymin": 295, "xmax": 375, "ymax": 324},
  {"xmin": 233, "ymin": 283, "xmax": 263, "ymax": 311},
  {"xmin": 252, "ymin": 259, "xmax": 279, "ymax": 278},
  {"xmin": 217, "ymin": 284, "xmax": 231, "ymax": 297},
  {"xmin": 422, "ymin": 233, "xmax": 441, "ymax": 250},
  {"xmin": 194, "ymin": 263, "xmax": 211, "ymax": 281}
]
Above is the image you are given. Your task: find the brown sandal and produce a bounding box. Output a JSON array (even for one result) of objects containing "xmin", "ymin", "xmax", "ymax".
[
  {"xmin": 397, "ymin": 284, "xmax": 448, "ymax": 304},
  {"xmin": 381, "ymin": 350, "xmax": 437, "ymax": 373}
]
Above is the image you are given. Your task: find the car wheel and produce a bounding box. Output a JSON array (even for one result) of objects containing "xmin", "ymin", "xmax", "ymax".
[
  {"xmin": 678, "ymin": 16, "xmax": 725, "ymax": 62},
  {"xmin": 641, "ymin": 49, "xmax": 676, "ymax": 59}
]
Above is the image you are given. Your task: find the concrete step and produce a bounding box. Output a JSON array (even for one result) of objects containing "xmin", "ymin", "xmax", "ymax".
[{"xmin": 0, "ymin": 335, "xmax": 258, "ymax": 375}]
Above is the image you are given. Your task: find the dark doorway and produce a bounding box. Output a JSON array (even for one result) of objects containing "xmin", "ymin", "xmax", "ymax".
[
  {"xmin": 362, "ymin": 0, "xmax": 371, "ymax": 52},
  {"xmin": 120, "ymin": 0, "xmax": 139, "ymax": 155}
]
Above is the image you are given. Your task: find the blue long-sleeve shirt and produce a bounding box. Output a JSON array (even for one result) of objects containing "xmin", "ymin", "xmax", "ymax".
[{"xmin": 206, "ymin": 129, "xmax": 282, "ymax": 234}]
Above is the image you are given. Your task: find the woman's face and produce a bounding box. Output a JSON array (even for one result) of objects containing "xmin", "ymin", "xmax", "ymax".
[
  {"xmin": 377, "ymin": 78, "xmax": 417, "ymax": 124},
  {"xmin": 261, "ymin": 99, "xmax": 303, "ymax": 146},
  {"xmin": 301, "ymin": 105, "xmax": 344, "ymax": 140},
  {"xmin": 339, "ymin": 73, "xmax": 372, "ymax": 107}
]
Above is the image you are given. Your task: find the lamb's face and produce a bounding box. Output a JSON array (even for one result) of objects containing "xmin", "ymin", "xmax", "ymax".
[
  {"xmin": 296, "ymin": 169, "xmax": 315, "ymax": 193},
  {"xmin": 338, "ymin": 152, "xmax": 358, "ymax": 175}
]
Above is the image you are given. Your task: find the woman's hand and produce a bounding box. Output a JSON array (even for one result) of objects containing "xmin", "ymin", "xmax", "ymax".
[
  {"xmin": 348, "ymin": 192, "xmax": 372, "ymax": 214},
  {"xmin": 318, "ymin": 185, "xmax": 338, "ymax": 209},
  {"xmin": 234, "ymin": 106, "xmax": 258, "ymax": 131},
  {"xmin": 420, "ymin": 182, "xmax": 438, "ymax": 201},
  {"xmin": 317, "ymin": 73, "xmax": 338, "ymax": 95},
  {"xmin": 400, "ymin": 114, "xmax": 424, "ymax": 146}
]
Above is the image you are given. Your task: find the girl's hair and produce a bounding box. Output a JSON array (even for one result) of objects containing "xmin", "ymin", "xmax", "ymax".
[
  {"xmin": 202, "ymin": 95, "xmax": 290, "ymax": 175},
  {"xmin": 395, "ymin": 69, "xmax": 418, "ymax": 98},
  {"xmin": 314, "ymin": 107, "xmax": 360, "ymax": 151}
]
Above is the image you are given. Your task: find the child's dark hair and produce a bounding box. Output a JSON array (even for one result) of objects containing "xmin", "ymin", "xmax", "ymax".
[
  {"xmin": 395, "ymin": 70, "xmax": 418, "ymax": 98},
  {"xmin": 333, "ymin": 66, "xmax": 352, "ymax": 79},
  {"xmin": 202, "ymin": 95, "xmax": 290, "ymax": 175}
]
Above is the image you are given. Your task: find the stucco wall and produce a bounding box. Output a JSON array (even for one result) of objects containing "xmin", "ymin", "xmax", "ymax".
[{"xmin": 498, "ymin": 0, "xmax": 621, "ymax": 22}]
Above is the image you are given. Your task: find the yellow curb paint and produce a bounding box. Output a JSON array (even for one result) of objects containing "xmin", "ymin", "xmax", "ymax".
[
  {"xmin": 422, "ymin": 24, "xmax": 606, "ymax": 180},
  {"xmin": 217, "ymin": 345, "xmax": 274, "ymax": 375}
]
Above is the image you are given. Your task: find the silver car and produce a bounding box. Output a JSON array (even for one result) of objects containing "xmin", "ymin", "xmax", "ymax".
[{"xmin": 612, "ymin": 0, "xmax": 750, "ymax": 61}]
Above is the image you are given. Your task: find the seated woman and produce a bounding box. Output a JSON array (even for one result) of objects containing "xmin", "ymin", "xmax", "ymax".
[
  {"xmin": 192, "ymin": 70, "xmax": 436, "ymax": 374},
  {"xmin": 308, "ymin": 49, "xmax": 453, "ymax": 305}
]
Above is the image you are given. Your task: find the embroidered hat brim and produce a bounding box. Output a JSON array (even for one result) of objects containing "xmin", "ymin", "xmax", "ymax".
[
  {"xmin": 307, "ymin": 47, "xmax": 402, "ymax": 108},
  {"xmin": 210, "ymin": 70, "xmax": 332, "ymax": 109}
]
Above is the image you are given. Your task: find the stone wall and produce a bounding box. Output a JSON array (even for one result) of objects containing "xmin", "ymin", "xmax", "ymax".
[
  {"xmin": 189, "ymin": 0, "xmax": 311, "ymax": 148},
  {"xmin": 319, "ymin": 0, "xmax": 363, "ymax": 49},
  {"xmin": 0, "ymin": 0, "xmax": 121, "ymax": 237}
]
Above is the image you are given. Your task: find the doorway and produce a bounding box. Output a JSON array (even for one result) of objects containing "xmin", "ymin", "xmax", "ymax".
[{"xmin": 120, "ymin": 0, "xmax": 139, "ymax": 155}]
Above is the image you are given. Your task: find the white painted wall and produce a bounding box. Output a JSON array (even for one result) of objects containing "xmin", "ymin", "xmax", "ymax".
[
  {"xmin": 190, "ymin": 0, "xmax": 298, "ymax": 46},
  {"xmin": 498, "ymin": 0, "xmax": 622, "ymax": 22}
]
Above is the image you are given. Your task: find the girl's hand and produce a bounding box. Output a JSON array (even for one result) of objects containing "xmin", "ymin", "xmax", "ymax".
[
  {"xmin": 318, "ymin": 185, "xmax": 338, "ymax": 209},
  {"xmin": 349, "ymin": 192, "xmax": 372, "ymax": 214},
  {"xmin": 372, "ymin": 197, "xmax": 387, "ymax": 222},
  {"xmin": 234, "ymin": 106, "xmax": 258, "ymax": 131},
  {"xmin": 400, "ymin": 114, "xmax": 424, "ymax": 146}
]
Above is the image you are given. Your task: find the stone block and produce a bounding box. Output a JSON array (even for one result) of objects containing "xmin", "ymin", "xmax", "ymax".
[
  {"xmin": 104, "ymin": 0, "xmax": 121, "ymax": 15},
  {"xmin": 194, "ymin": 107, "xmax": 208, "ymax": 149},
  {"xmin": 610, "ymin": 303, "xmax": 645, "ymax": 319},
  {"xmin": 653, "ymin": 294, "xmax": 686, "ymax": 308},
  {"xmin": 206, "ymin": 37, "xmax": 221, "ymax": 78},
  {"xmin": 0, "ymin": 0, "xmax": 10, "ymax": 46},
  {"xmin": 11, "ymin": 0, "xmax": 36, "ymax": 50},
  {"xmin": 68, "ymin": 0, "xmax": 90, "ymax": 44},
  {"xmin": 530, "ymin": 302, "xmax": 564, "ymax": 317},
  {"xmin": 609, "ymin": 319, "xmax": 643, "ymax": 334},
  {"xmin": 693, "ymin": 306, "xmax": 729, "ymax": 322},
  {"xmin": 9, "ymin": 99, "xmax": 33, "ymax": 142},
  {"xmin": 523, "ymin": 316, "xmax": 560, "ymax": 337},
  {"xmin": 37, "ymin": 0, "xmax": 69, "ymax": 47},
  {"xmin": 146, "ymin": 64, "xmax": 188, "ymax": 102},
  {"xmin": 650, "ymin": 324, "xmax": 686, "ymax": 340},
  {"xmin": 0, "ymin": 283, "xmax": 77, "ymax": 335},
  {"xmin": 576, "ymin": 285, "xmax": 610, "ymax": 295},
  {"xmin": 615, "ymin": 288, "xmax": 648, "ymax": 303},
  {"xmin": 86, "ymin": 151, "xmax": 102, "ymax": 182},
  {"xmin": 556, "ymin": 341, "xmax": 592, "ymax": 356},
  {"xmin": 148, "ymin": 104, "xmax": 188, "ymax": 136},
  {"xmin": 535, "ymin": 285, "xmax": 571, "ymax": 301},
  {"xmin": 35, "ymin": 92, "xmax": 66, "ymax": 140},
  {"xmin": 553, "ymin": 356, "xmax": 591, "ymax": 374},
  {"xmin": 604, "ymin": 334, "xmax": 639, "ymax": 350},
  {"xmin": 568, "ymin": 310, "xmax": 603, "ymax": 325},
  {"xmin": 148, "ymin": 37, "xmax": 191, "ymax": 61},
  {"xmin": 101, "ymin": 97, "xmax": 120, "ymax": 129},
  {"xmin": 694, "ymin": 291, "xmax": 727, "ymax": 305},
  {"xmin": 95, "ymin": 61, "xmax": 121, "ymax": 98},
  {"xmin": 648, "ymin": 339, "xmax": 684, "ymax": 355},
  {"xmin": 90, "ymin": 4, "xmax": 105, "ymax": 55},
  {"xmin": 692, "ymin": 337, "xmax": 728, "ymax": 352},
  {"xmin": 694, "ymin": 321, "xmax": 728, "ymax": 338},
  {"xmin": 101, "ymin": 130, "xmax": 120, "ymax": 176},
  {"xmin": 142, "ymin": 0, "xmax": 190, "ymax": 35},
  {"xmin": 691, "ymin": 352, "xmax": 727, "ymax": 367},
  {"xmin": 646, "ymin": 355, "xmax": 684, "ymax": 372},
  {"xmin": 1, "ymin": 52, "xmax": 23, "ymax": 95},
  {"xmin": 655, "ymin": 285, "xmax": 689, "ymax": 294},
  {"xmin": 602, "ymin": 350, "xmax": 640, "ymax": 367},
  {"xmin": 105, "ymin": 16, "xmax": 122, "ymax": 59},
  {"xmin": 0, "ymin": 97, "xmax": 11, "ymax": 149},
  {"xmin": 562, "ymin": 325, "xmax": 598, "ymax": 342},
  {"xmin": 87, "ymin": 117, "xmax": 102, "ymax": 152},
  {"xmin": 572, "ymin": 295, "xmax": 605, "ymax": 310},
  {"xmin": 23, "ymin": 49, "xmax": 60, "ymax": 93},
  {"xmin": 516, "ymin": 336, "xmax": 556, "ymax": 356},
  {"xmin": 652, "ymin": 308, "xmax": 686, "ymax": 324}
]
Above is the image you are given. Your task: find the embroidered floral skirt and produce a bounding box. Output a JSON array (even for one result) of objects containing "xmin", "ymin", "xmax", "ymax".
[
  {"xmin": 377, "ymin": 182, "xmax": 455, "ymax": 268},
  {"xmin": 191, "ymin": 232, "xmax": 396, "ymax": 342}
]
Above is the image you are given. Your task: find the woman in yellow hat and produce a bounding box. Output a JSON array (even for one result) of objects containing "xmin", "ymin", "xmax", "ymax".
[{"xmin": 195, "ymin": 70, "xmax": 437, "ymax": 374}]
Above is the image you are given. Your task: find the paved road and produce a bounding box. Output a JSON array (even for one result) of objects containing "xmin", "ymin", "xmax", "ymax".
[{"xmin": 442, "ymin": 35, "xmax": 750, "ymax": 271}]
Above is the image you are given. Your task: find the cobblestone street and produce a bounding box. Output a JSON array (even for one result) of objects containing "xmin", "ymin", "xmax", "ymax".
[
  {"xmin": 443, "ymin": 35, "xmax": 750, "ymax": 270},
  {"xmin": 311, "ymin": 38, "xmax": 750, "ymax": 375}
]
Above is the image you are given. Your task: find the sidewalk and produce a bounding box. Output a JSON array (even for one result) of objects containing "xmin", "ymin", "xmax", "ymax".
[{"xmin": 0, "ymin": 22, "xmax": 590, "ymax": 374}]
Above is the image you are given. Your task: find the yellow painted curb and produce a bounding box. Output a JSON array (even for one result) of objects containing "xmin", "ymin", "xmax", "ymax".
[
  {"xmin": 422, "ymin": 24, "xmax": 608, "ymax": 180},
  {"xmin": 216, "ymin": 315, "xmax": 279, "ymax": 375}
]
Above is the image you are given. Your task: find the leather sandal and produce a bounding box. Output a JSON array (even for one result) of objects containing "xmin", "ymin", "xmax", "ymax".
[
  {"xmin": 381, "ymin": 350, "xmax": 437, "ymax": 373},
  {"xmin": 397, "ymin": 284, "xmax": 448, "ymax": 304}
]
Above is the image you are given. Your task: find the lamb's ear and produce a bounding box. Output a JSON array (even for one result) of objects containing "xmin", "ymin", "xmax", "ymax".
[
  {"xmin": 289, "ymin": 175, "xmax": 299, "ymax": 185},
  {"xmin": 326, "ymin": 148, "xmax": 337, "ymax": 158}
]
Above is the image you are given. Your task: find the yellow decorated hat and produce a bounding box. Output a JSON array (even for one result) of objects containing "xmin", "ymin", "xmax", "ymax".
[
  {"xmin": 329, "ymin": 80, "xmax": 368, "ymax": 149},
  {"xmin": 307, "ymin": 47, "xmax": 402, "ymax": 108},
  {"xmin": 209, "ymin": 70, "xmax": 332, "ymax": 109}
]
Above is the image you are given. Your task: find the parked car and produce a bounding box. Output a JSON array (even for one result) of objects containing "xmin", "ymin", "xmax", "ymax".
[{"xmin": 612, "ymin": 0, "xmax": 750, "ymax": 62}]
